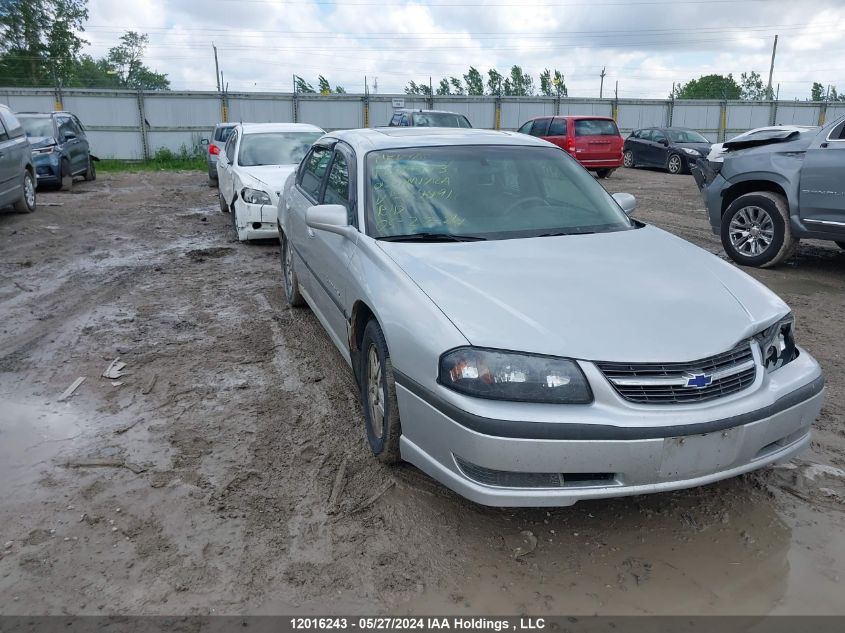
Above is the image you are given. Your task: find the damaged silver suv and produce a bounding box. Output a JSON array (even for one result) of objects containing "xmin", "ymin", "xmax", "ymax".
[{"xmin": 693, "ymin": 115, "xmax": 845, "ymax": 267}]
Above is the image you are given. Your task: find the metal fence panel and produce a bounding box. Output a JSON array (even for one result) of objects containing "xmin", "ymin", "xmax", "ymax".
[
  {"xmin": 727, "ymin": 102, "xmax": 772, "ymax": 130},
  {"xmin": 87, "ymin": 130, "xmax": 144, "ymax": 160},
  {"xmin": 671, "ymin": 101, "xmax": 723, "ymax": 135},
  {"xmin": 773, "ymin": 104, "xmax": 820, "ymax": 126},
  {"xmin": 0, "ymin": 91, "xmax": 55, "ymax": 112},
  {"xmin": 298, "ymin": 96, "xmax": 362, "ymax": 130},
  {"xmin": 367, "ymin": 96, "xmax": 429, "ymax": 127},
  {"xmin": 63, "ymin": 94, "xmax": 139, "ymax": 127},
  {"xmin": 499, "ymin": 98, "xmax": 556, "ymax": 129},
  {"xmin": 827, "ymin": 105, "xmax": 845, "ymax": 122},
  {"xmin": 430, "ymin": 97, "xmax": 497, "ymax": 129},
  {"xmin": 147, "ymin": 130, "xmax": 207, "ymax": 154},
  {"xmin": 228, "ymin": 95, "xmax": 292, "ymax": 123},
  {"xmin": 143, "ymin": 93, "xmax": 221, "ymax": 128},
  {"xmin": 616, "ymin": 101, "xmax": 668, "ymax": 132}
]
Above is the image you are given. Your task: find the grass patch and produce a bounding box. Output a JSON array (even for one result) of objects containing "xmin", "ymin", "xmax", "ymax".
[{"xmin": 97, "ymin": 145, "xmax": 206, "ymax": 173}]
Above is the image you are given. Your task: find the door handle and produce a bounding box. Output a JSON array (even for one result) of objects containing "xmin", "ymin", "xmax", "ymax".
[{"xmin": 821, "ymin": 142, "xmax": 829, "ymax": 149}]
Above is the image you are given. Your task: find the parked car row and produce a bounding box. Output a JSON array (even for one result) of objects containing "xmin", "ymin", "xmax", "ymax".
[
  {"xmin": 258, "ymin": 124, "xmax": 824, "ymax": 507},
  {"xmin": 0, "ymin": 104, "xmax": 98, "ymax": 215}
]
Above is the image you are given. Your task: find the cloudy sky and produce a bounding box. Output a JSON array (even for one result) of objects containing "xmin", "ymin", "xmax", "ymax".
[{"xmin": 80, "ymin": 0, "xmax": 845, "ymax": 99}]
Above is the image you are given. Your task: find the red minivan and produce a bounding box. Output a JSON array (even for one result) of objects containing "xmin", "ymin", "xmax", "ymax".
[{"xmin": 517, "ymin": 115, "xmax": 624, "ymax": 178}]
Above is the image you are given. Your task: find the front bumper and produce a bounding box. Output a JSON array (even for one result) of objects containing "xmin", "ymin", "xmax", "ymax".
[
  {"xmin": 233, "ymin": 199, "xmax": 279, "ymax": 240},
  {"xmin": 395, "ymin": 348, "xmax": 824, "ymax": 507},
  {"xmin": 32, "ymin": 153, "xmax": 61, "ymax": 184}
]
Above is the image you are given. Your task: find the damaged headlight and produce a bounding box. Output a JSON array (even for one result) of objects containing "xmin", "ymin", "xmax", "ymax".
[
  {"xmin": 681, "ymin": 147, "xmax": 701, "ymax": 156},
  {"xmin": 241, "ymin": 187, "xmax": 271, "ymax": 205},
  {"xmin": 754, "ymin": 315, "xmax": 797, "ymax": 373},
  {"xmin": 439, "ymin": 347, "xmax": 592, "ymax": 404},
  {"xmin": 32, "ymin": 145, "xmax": 56, "ymax": 155}
]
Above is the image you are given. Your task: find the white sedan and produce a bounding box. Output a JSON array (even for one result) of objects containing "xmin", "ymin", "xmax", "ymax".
[{"xmin": 216, "ymin": 122, "xmax": 324, "ymax": 241}]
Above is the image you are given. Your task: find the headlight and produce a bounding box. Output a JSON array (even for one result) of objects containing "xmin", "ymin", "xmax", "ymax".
[
  {"xmin": 32, "ymin": 146, "xmax": 56, "ymax": 155},
  {"xmin": 681, "ymin": 147, "xmax": 700, "ymax": 156},
  {"xmin": 241, "ymin": 187, "xmax": 271, "ymax": 205},
  {"xmin": 754, "ymin": 315, "xmax": 797, "ymax": 373},
  {"xmin": 438, "ymin": 347, "xmax": 592, "ymax": 404}
]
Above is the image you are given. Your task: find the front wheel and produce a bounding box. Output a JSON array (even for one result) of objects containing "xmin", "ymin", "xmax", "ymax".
[
  {"xmin": 623, "ymin": 150, "xmax": 635, "ymax": 168},
  {"xmin": 218, "ymin": 189, "xmax": 228, "ymax": 213},
  {"xmin": 280, "ymin": 233, "xmax": 305, "ymax": 307},
  {"xmin": 721, "ymin": 192, "xmax": 797, "ymax": 268},
  {"xmin": 13, "ymin": 171, "xmax": 36, "ymax": 213},
  {"xmin": 360, "ymin": 319, "xmax": 402, "ymax": 464},
  {"xmin": 596, "ymin": 168, "xmax": 614, "ymax": 179},
  {"xmin": 60, "ymin": 159, "xmax": 72, "ymax": 191},
  {"xmin": 667, "ymin": 153, "xmax": 683, "ymax": 175},
  {"xmin": 83, "ymin": 156, "xmax": 96, "ymax": 181}
]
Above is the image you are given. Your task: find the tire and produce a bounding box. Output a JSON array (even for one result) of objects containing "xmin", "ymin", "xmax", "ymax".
[
  {"xmin": 280, "ymin": 232, "xmax": 305, "ymax": 307},
  {"xmin": 13, "ymin": 170, "xmax": 36, "ymax": 213},
  {"xmin": 218, "ymin": 189, "xmax": 229, "ymax": 213},
  {"xmin": 596, "ymin": 169, "xmax": 614, "ymax": 179},
  {"xmin": 721, "ymin": 192, "xmax": 797, "ymax": 268},
  {"xmin": 60, "ymin": 158, "xmax": 72, "ymax": 191},
  {"xmin": 667, "ymin": 153, "xmax": 683, "ymax": 175},
  {"xmin": 359, "ymin": 319, "xmax": 402, "ymax": 464},
  {"xmin": 83, "ymin": 156, "xmax": 96, "ymax": 181},
  {"xmin": 208, "ymin": 176, "xmax": 218, "ymax": 188},
  {"xmin": 623, "ymin": 150, "xmax": 635, "ymax": 168},
  {"xmin": 230, "ymin": 200, "xmax": 239, "ymax": 236}
]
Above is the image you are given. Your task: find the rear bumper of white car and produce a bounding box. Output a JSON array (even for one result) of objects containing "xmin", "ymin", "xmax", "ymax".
[{"xmin": 394, "ymin": 349, "xmax": 824, "ymax": 507}]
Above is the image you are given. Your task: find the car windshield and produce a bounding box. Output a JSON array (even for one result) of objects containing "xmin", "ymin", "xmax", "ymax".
[
  {"xmin": 411, "ymin": 113, "xmax": 471, "ymax": 128},
  {"xmin": 366, "ymin": 145, "xmax": 633, "ymax": 240},
  {"xmin": 667, "ymin": 129, "xmax": 709, "ymax": 143},
  {"xmin": 20, "ymin": 117, "xmax": 54, "ymax": 138},
  {"xmin": 574, "ymin": 119, "xmax": 619, "ymax": 136},
  {"xmin": 238, "ymin": 132, "xmax": 322, "ymax": 166}
]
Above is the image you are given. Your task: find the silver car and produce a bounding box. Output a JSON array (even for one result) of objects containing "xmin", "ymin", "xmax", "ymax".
[{"xmin": 278, "ymin": 128, "xmax": 825, "ymax": 507}]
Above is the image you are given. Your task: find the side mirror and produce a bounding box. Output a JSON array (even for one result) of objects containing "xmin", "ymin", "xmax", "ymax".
[
  {"xmin": 64, "ymin": 131, "xmax": 77, "ymax": 140},
  {"xmin": 613, "ymin": 192, "xmax": 637, "ymax": 216},
  {"xmin": 662, "ymin": 139, "xmax": 669, "ymax": 147},
  {"xmin": 306, "ymin": 204, "xmax": 351, "ymax": 236}
]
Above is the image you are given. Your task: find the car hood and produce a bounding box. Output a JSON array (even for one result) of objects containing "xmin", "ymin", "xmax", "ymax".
[
  {"xmin": 378, "ymin": 225, "xmax": 788, "ymax": 363},
  {"xmin": 28, "ymin": 136, "xmax": 57, "ymax": 149},
  {"xmin": 239, "ymin": 164, "xmax": 297, "ymax": 194}
]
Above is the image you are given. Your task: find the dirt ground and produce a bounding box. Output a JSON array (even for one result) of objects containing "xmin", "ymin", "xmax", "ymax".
[{"xmin": 0, "ymin": 167, "xmax": 844, "ymax": 616}]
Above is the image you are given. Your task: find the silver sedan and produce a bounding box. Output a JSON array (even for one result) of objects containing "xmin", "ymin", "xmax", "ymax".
[{"xmin": 277, "ymin": 128, "xmax": 824, "ymax": 507}]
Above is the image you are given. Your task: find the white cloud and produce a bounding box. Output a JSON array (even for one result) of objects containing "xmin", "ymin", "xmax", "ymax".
[{"xmin": 81, "ymin": 0, "xmax": 845, "ymax": 99}]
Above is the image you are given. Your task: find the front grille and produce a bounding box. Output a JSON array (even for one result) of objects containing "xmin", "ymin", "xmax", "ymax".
[
  {"xmin": 596, "ymin": 342, "xmax": 757, "ymax": 405},
  {"xmin": 454, "ymin": 456, "xmax": 618, "ymax": 489}
]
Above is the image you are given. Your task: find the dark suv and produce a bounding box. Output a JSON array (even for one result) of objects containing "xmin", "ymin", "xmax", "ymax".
[
  {"xmin": 388, "ymin": 109, "xmax": 472, "ymax": 128},
  {"xmin": 18, "ymin": 111, "xmax": 95, "ymax": 190},
  {"xmin": 0, "ymin": 104, "xmax": 36, "ymax": 213}
]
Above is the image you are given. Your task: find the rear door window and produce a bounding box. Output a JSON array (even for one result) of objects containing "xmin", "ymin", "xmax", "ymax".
[
  {"xmin": 0, "ymin": 108, "xmax": 24, "ymax": 139},
  {"xmin": 216, "ymin": 126, "xmax": 234, "ymax": 143},
  {"xmin": 530, "ymin": 118, "xmax": 552, "ymax": 137},
  {"xmin": 574, "ymin": 119, "xmax": 620, "ymax": 137},
  {"xmin": 224, "ymin": 130, "xmax": 238, "ymax": 162},
  {"xmin": 547, "ymin": 117, "xmax": 568, "ymax": 136},
  {"xmin": 298, "ymin": 145, "xmax": 333, "ymax": 201},
  {"xmin": 651, "ymin": 130, "xmax": 667, "ymax": 144}
]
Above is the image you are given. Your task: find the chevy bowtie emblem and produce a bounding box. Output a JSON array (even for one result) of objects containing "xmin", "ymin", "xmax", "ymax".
[{"xmin": 685, "ymin": 372, "xmax": 713, "ymax": 389}]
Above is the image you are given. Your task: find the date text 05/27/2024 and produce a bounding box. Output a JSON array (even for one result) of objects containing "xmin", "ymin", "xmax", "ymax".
[{"xmin": 289, "ymin": 618, "xmax": 547, "ymax": 631}]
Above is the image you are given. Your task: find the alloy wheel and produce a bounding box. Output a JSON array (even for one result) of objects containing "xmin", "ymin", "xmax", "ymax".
[
  {"xmin": 729, "ymin": 205, "xmax": 775, "ymax": 256},
  {"xmin": 283, "ymin": 239, "xmax": 294, "ymax": 298},
  {"xmin": 623, "ymin": 151, "xmax": 634, "ymax": 168},
  {"xmin": 668, "ymin": 155, "xmax": 682, "ymax": 174},
  {"xmin": 366, "ymin": 345, "xmax": 385, "ymax": 439},
  {"xmin": 24, "ymin": 173, "xmax": 35, "ymax": 208}
]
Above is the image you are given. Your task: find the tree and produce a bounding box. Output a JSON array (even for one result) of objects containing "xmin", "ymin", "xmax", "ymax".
[
  {"xmin": 318, "ymin": 75, "xmax": 331, "ymax": 95},
  {"xmin": 507, "ymin": 65, "xmax": 534, "ymax": 96},
  {"xmin": 107, "ymin": 31, "xmax": 169, "ymax": 90},
  {"xmin": 69, "ymin": 54, "xmax": 119, "ymax": 88},
  {"xmin": 294, "ymin": 75, "xmax": 315, "ymax": 93},
  {"xmin": 740, "ymin": 70, "xmax": 767, "ymax": 100},
  {"xmin": 449, "ymin": 77, "xmax": 464, "ymax": 95},
  {"xmin": 553, "ymin": 70, "xmax": 568, "ymax": 97},
  {"xmin": 334, "ymin": 85, "xmax": 346, "ymax": 94},
  {"xmin": 539, "ymin": 69, "xmax": 552, "ymax": 96},
  {"xmin": 463, "ymin": 67, "xmax": 484, "ymax": 95},
  {"xmin": 404, "ymin": 81, "xmax": 431, "ymax": 96},
  {"xmin": 811, "ymin": 82, "xmax": 825, "ymax": 101},
  {"xmin": 436, "ymin": 78, "xmax": 451, "ymax": 95},
  {"xmin": 0, "ymin": 0, "xmax": 88, "ymax": 86},
  {"xmin": 487, "ymin": 69, "xmax": 504, "ymax": 96},
  {"xmin": 674, "ymin": 74, "xmax": 741, "ymax": 100}
]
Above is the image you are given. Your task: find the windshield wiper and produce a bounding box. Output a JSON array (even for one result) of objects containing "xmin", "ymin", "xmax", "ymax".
[
  {"xmin": 537, "ymin": 230, "xmax": 597, "ymax": 237},
  {"xmin": 377, "ymin": 232, "xmax": 487, "ymax": 242}
]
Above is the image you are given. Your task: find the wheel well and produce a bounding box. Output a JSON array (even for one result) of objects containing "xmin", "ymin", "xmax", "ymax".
[
  {"xmin": 349, "ymin": 300, "xmax": 376, "ymax": 386},
  {"xmin": 721, "ymin": 180, "xmax": 787, "ymax": 216}
]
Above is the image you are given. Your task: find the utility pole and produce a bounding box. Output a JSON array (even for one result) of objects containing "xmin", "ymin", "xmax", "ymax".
[
  {"xmin": 766, "ymin": 34, "xmax": 778, "ymax": 100},
  {"xmin": 373, "ymin": 77, "xmax": 378, "ymax": 94},
  {"xmin": 213, "ymin": 43, "xmax": 220, "ymax": 92},
  {"xmin": 599, "ymin": 67, "xmax": 606, "ymax": 98}
]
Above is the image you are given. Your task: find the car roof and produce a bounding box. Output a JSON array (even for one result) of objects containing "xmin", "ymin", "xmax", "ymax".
[
  {"xmin": 237, "ymin": 122, "xmax": 324, "ymax": 135},
  {"xmin": 326, "ymin": 127, "xmax": 553, "ymax": 152},
  {"xmin": 394, "ymin": 109, "xmax": 467, "ymax": 115},
  {"xmin": 527, "ymin": 115, "xmax": 615, "ymax": 121},
  {"xmin": 16, "ymin": 111, "xmax": 67, "ymax": 117}
]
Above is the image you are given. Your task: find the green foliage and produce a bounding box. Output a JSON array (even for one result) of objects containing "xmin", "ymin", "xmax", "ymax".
[
  {"xmin": 436, "ymin": 78, "xmax": 451, "ymax": 95},
  {"xmin": 553, "ymin": 70, "xmax": 567, "ymax": 97},
  {"xmin": 740, "ymin": 71, "xmax": 768, "ymax": 100},
  {"xmin": 449, "ymin": 77, "xmax": 464, "ymax": 95},
  {"xmin": 463, "ymin": 67, "xmax": 484, "ymax": 95},
  {"xmin": 0, "ymin": 0, "xmax": 88, "ymax": 86},
  {"xmin": 404, "ymin": 80, "xmax": 432, "ymax": 96},
  {"xmin": 294, "ymin": 75, "xmax": 315, "ymax": 93},
  {"xmin": 504, "ymin": 66, "xmax": 533, "ymax": 96},
  {"xmin": 98, "ymin": 144, "xmax": 204, "ymax": 172},
  {"xmin": 674, "ymin": 74, "xmax": 741, "ymax": 100},
  {"xmin": 811, "ymin": 82, "xmax": 825, "ymax": 101},
  {"xmin": 105, "ymin": 31, "xmax": 169, "ymax": 90},
  {"xmin": 318, "ymin": 75, "xmax": 331, "ymax": 95}
]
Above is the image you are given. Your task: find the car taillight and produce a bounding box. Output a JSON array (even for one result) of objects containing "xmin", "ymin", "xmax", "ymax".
[
  {"xmin": 209, "ymin": 144, "xmax": 220, "ymax": 155},
  {"xmin": 566, "ymin": 138, "xmax": 575, "ymax": 153}
]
